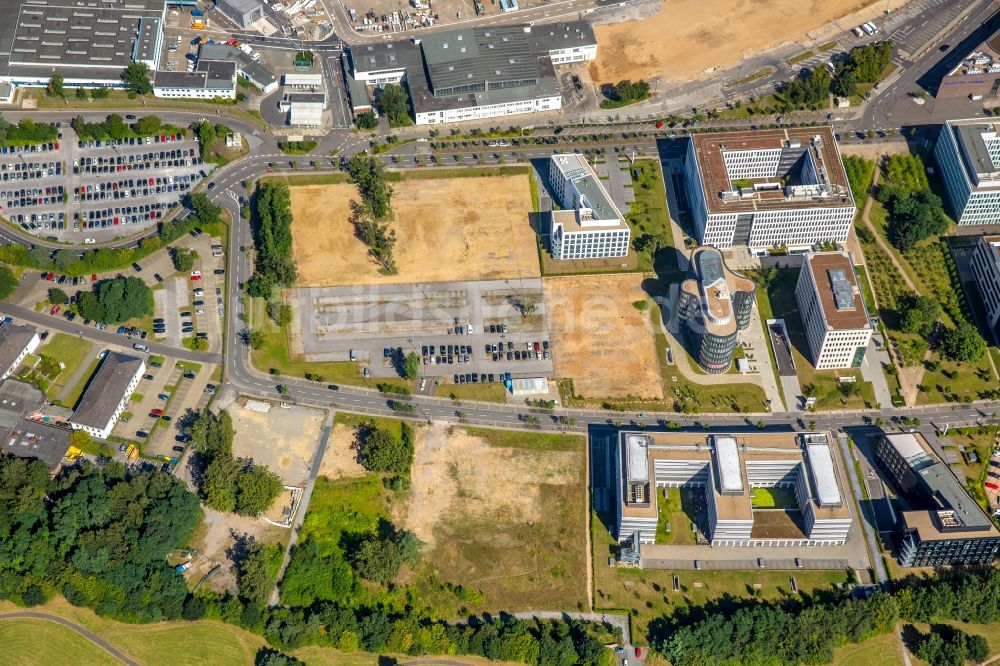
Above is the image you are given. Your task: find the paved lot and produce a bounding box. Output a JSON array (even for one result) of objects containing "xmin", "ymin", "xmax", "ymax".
[
  {"xmin": 291, "ymin": 278, "xmax": 553, "ymax": 381},
  {"xmin": 0, "ymin": 124, "xmax": 213, "ymax": 243},
  {"xmin": 143, "ymin": 362, "xmax": 215, "ymax": 458}
]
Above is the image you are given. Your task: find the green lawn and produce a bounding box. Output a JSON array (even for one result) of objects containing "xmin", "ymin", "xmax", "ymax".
[
  {"xmin": 830, "ymin": 631, "xmax": 903, "ymax": 666},
  {"xmin": 434, "ymin": 381, "xmax": 508, "ymax": 403},
  {"xmin": 655, "ymin": 487, "xmax": 697, "ymax": 545},
  {"xmin": 333, "ymin": 412, "xmax": 409, "ymax": 440},
  {"xmin": 0, "ymin": 619, "xmax": 118, "ymax": 666},
  {"xmin": 249, "ymin": 296, "xmax": 364, "ymax": 386},
  {"xmin": 56, "ymin": 354, "xmax": 102, "ymax": 410},
  {"xmin": 750, "ymin": 486, "xmax": 798, "ymax": 509},
  {"xmin": 628, "ymin": 159, "xmax": 679, "ymax": 275}
]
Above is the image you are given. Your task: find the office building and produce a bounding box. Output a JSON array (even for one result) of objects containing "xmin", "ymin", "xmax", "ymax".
[
  {"xmin": 613, "ymin": 430, "xmax": 852, "ymax": 547},
  {"xmin": 937, "ymin": 32, "xmax": 1000, "ymax": 100},
  {"xmin": 936, "ymin": 119, "xmax": 1000, "ymax": 225},
  {"xmin": 215, "ymin": 0, "xmax": 263, "ymax": 29},
  {"xmin": 0, "ymin": 378, "xmax": 71, "ymax": 472},
  {"xmin": 347, "ymin": 21, "xmax": 596, "ymax": 125},
  {"xmin": 69, "ymin": 351, "xmax": 144, "ymax": 439},
  {"xmin": 675, "ymin": 247, "xmax": 756, "ymax": 373},
  {"xmin": 875, "ymin": 431, "xmax": 1000, "ymax": 566},
  {"xmin": 0, "ymin": 321, "xmax": 40, "ymax": 381},
  {"xmin": 972, "ymin": 234, "xmax": 1000, "ymax": 343},
  {"xmin": 278, "ymin": 92, "xmax": 325, "ymax": 126},
  {"xmin": 795, "ymin": 251, "xmax": 874, "ymax": 369},
  {"xmin": 547, "ymin": 154, "xmax": 630, "ymax": 259},
  {"xmin": 152, "ymin": 60, "xmax": 237, "ymax": 99},
  {"xmin": 683, "ymin": 127, "xmax": 856, "ymax": 252},
  {"xmin": 198, "ymin": 43, "xmax": 279, "ymax": 93}
]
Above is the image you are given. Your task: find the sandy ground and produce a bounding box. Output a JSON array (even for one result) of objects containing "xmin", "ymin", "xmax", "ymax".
[
  {"xmin": 405, "ymin": 423, "xmax": 579, "ymax": 548},
  {"xmin": 544, "ymin": 274, "xmax": 663, "ymax": 400},
  {"xmin": 228, "ymin": 401, "xmax": 326, "ymax": 486},
  {"xmin": 316, "ymin": 422, "xmax": 368, "ymax": 478},
  {"xmin": 838, "ymin": 142, "xmax": 911, "ymax": 159},
  {"xmin": 290, "ymin": 176, "xmax": 540, "ymax": 286},
  {"xmin": 589, "ymin": 0, "xmax": 911, "ymax": 85},
  {"xmin": 189, "ymin": 508, "xmax": 286, "ymax": 594}
]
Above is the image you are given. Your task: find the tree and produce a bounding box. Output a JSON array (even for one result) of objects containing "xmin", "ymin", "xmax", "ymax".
[
  {"xmin": 344, "ymin": 155, "xmax": 393, "ymax": 220},
  {"xmin": 830, "ymin": 68, "xmax": 857, "ymax": 97},
  {"xmin": 267, "ymin": 300, "xmax": 293, "ymax": 327},
  {"xmin": 75, "ymin": 86, "xmax": 88, "ymax": 100},
  {"xmin": 353, "ymin": 536, "xmax": 403, "ymax": 583},
  {"xmin": 235, "ymin": 536, "xmax": 273, "ymax": 606},
  {"xmin": 248, "ymin": 182, "xmax": 298, "ymax": 296},
  {"xmin": 941, "ymin": 321, "xmax": 987, "ymax": 363},
  {"xmin": 190, "ymin": 409, "xmax": 234, "ymax": 458},
  {"xmin": 608, "ymin": 79, "xmax": 651, "ymax": 103},
  {"xmin": 255, "ymin": 648, "xmax": 304, "ymax": 666},
  {"xmin": 355, "ymin": 110, "xmax": 378, "ymax": 130},
  {"xmin": 402, "ymin": 352, "xmax": 420, "ymax": 380},
  {"xmin": 121, "ymin": 62, "xmax": 152, "ymax": 95},
  {"xmin": 0, "ymin": 265, "xmax": 17, "ymax": 301},
  {"xmin": 235, "ymin": 465, "xmax": 283, "ymax": 517},
  {"xmin": 247, "ymin": 329, "xmax": 266, "ymax": 350},
  {"xmin": 355, "ymin": 422, "xmax": 413, "ymax": 473},
  {"xmin": 69, "ymin": 429, "xmax": 92, "ymax": 450},
  {"xmin": 374, "ymin": 84, "xmax": 411, "ymax": 127},
  {"xmin": 135, "ymin": 115, "xmax": 162, "ymax": 136},
  {"xmin": 76, "ymin": 276, "xmax": 153, "ymax": 323},
  {"xmin": 186, "ymin": 191, "xmax": 222, "ymax": 225},
  {"xmin": 898, "ymin": 294, "xmax": 940, "ymax": 337},
  {"xmin": 171, "ymin": 247, "xmax": 195, "ymax": 272},
  {"xmin": 47, "ymin": 73, "xmax": 65, "ymax": 98}
]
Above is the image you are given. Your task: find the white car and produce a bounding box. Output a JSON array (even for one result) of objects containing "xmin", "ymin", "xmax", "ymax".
[
  {"xmin": 190, "ymin": 270, "xmax": 201, "ymax": 277},
  {"xmin": 195, "ymin": 309, "xmax": 205, "ymax": 315}
]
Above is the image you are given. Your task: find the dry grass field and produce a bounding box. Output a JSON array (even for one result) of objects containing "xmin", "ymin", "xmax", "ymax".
[
  {"xmin": 290, "ymin": 176, "xmax": 540, "ymax": 286},
  {"xmin": 589, "ymin": 0, "xmax": 911, "ymax": 84},
  {"xmin": 544, "ymin": 274, "xmax": 663, "ymax": 400}
]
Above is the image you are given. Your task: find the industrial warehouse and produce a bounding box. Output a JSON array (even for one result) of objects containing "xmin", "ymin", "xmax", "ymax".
[
  {"xmin": 683, "ymin": 127, "xmax": 857, "ymax": 253},
  {"xmin": 346, "ymin": 21, "xmax": 597, "ymax": 124},
  {"xmin": 613, "ymin": 430, "xmax": 854, "ymax": 548}
]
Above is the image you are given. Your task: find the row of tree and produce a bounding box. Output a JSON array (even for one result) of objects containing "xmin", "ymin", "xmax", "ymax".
[
  {"xmin": 71, "ymin": 113, "xmax": 171, "ymax": 141},
  {"xmin": 76, "ymin": 275, "xmax": 153, "ymax": 324},
  {"xmin": 344, "ymin": 155, "xmax": 398, "ymax": 273},
  {"xmin": 781, "ymin": 41, "xmax": 893, "ymax": 108},
  {"xmin": 655, "ymin": 567, "xmax": 1000, "ymax": 665},
  {"xmin": 248, "ymin": 181, "xmax": 298, "ymax": 297},
  {"xmin": 190, "ymin": 410, "xmax": 283, "ymax": 517},
  {"xmin": 0, "ymin": 116, "xmax": 58, "ymax": 147}
]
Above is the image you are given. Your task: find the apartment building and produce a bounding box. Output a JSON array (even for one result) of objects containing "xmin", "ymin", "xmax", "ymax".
[
  {"xmin": 613, "ymin": 430, "xmax": 852, "ymax": 547},
  {"xmin": 0, "ymin": 321, "xmax": 40, "ymax": 381},
  {"xmin": 795, "ymin": 251, "xmax": 874, "ymax": 369},
  {"xmin": 683, "ymin": 127, "xmax": 856, "ymax": 252},
  {"xmin": 875, "ymin": 431, "xmax": 1000, "ymax": 567},
  {"xmin": 675, "ymin": 247, "xmax": 756, "ymax": 373},
  {"xmin": 935, "ymin": 119, "xmax": 1000, "ymax": 225},
  {"xmin": 547, "ymin": 154, "xmax": 630, "ymax": 259},
  {"xmin": 972, "ymin": 234, "xmax": 1000, "ymax": 343},
  {"xmin": 69, "ymin": 352, "xmax": 145, "ymax": 439}
]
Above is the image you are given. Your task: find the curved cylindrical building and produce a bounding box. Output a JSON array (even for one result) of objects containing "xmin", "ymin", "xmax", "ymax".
[{"xmin": 675, "ymin": 247, "xmax": 756, "ymax": 373}]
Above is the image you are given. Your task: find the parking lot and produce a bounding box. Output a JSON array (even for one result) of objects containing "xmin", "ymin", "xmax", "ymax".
[
  {"xmin": 0, "ymin": 124, "xmax": 213, "ymax": 242},
  {"xmin": 290, "ymin": 279, "xmax": 553, "ymax": 383}
]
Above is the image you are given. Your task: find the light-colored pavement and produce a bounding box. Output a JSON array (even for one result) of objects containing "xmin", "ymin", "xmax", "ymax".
[{"xmin": 861, "ymin": 338, "xmax": 894, "ymax": 408}]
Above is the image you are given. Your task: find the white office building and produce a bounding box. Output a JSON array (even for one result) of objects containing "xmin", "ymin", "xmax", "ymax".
[
  {"xmin": 936, "ymin": 119, "xmax": 1000, "ymax": 225},
  {"xmin": 972, "ymin": 234, "xmax": 1000, "ymax": 344},
  {"xmin": 547, "ymin": 154, "xmax": 629, "ymax": 260},
  {"xmin": 69, "ymin": 352, "xmax": 145, "ymax": 439},
  {"xmin": 152, "ymin": 60, "xmax": 237, "ymax": 100},
  {"xmin": 684, "ymin": 127, "xmax": 856, "ymax": 253},
  {"xmin": 795, "ymin": 251, "xmax": 874, "ymax": 369},
  {"xmin": 0, "ymin": 322, "xmax": 40, "ymax": 381}
]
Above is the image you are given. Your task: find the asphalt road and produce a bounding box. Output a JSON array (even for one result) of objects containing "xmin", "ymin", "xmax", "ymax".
[{"xmin": 0, "ymin": 611, "xmax": 140, "ymax": 666}]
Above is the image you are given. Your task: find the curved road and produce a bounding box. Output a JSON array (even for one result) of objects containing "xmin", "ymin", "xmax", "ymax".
[{"xmin": 0, "ymin": 611, "xmax": 140, "ymax": 666}]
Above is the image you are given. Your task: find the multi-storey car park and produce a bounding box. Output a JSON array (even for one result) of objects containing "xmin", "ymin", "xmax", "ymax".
[
  {"xmin": 683, "ymin": 127, "xmax": 856, "ymax": 253},
  {"xmin": 874, "ymin": 431, "xmax": 1000, "ymax": 567},
  {"xmin": 675, "ymin": 246, "xmax": 756, "ymax": 373},
  {"xmin": 613, "ymin": 430, "xmax": 853, "ymax": 548},
  {"xmin": 935, "ymin": 118, "xmax": 1000, "ymax": 226},
  {"xmin": 794, "ymin": 251, "xmax": 874, "ymax": 369},
  {"xmin": 971, "ymin": 234, "xmax": 1000, "ymax": 344},
  {"xmin": 547, "ymin": 154, "xmax": 630, "ymax": 260},
  {"xmin": 345, "ymin": 21, "xmax": 597, "ymax": 124}
]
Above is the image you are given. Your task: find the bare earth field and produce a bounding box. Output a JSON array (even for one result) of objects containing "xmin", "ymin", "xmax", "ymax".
[
  {"xmin": 290, "ymin": 176, "xmax": 540, "ymax": 286},
  {"xmin": 544, "ymin": 274, "xmax": 663, "ymax": 400},
  {"xmin": 405, "ymin": 423, "xmax": 587, "ymax": 610},
  {"xmin": 589, "ymin": 0, "xmax": 911, "ymax": 84},
  {"xmin": 189, "ymin": 508, "xmax": 286, "ymax": 594},
  {"xmin": 317, "ymin": 422, "xmax": 368, "ymax": 478},
  {"xmin": 228, "ymin": 401, "xmax": 325, "ymax": 486}
]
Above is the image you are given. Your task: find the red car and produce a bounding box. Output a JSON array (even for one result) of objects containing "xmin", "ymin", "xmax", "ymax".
[
  {"xmin": 655, "ymin": 121, "xmax": 664, "ymax": 129},
  {"xmin": 191, "ymin": 274, "xmax": 202, "ymax": 281},
  {"xmin": 46, "ymin": 272, "xmax": 54, "ymax": 281},
  {"xmin": 533, "ymin": 341, "xmax": 541, "ymax": 353},
  {"xmin": 150, "ymin": 408, "xmax": 164, "ymax": 416},
  {"xmin": 91, "ymin": 274, "xmax": 97, "ymax": 282},
  {"xmin": 49, "ymin": 305, "xmax": 60, "ymax": 315}
]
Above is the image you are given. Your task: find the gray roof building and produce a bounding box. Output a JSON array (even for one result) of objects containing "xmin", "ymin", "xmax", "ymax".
[
  {"xmin": 70, "ymin": 351, "xmax": 144, "ymax": 432},
  {"xmin": 0, "ymin": 321, "xmax": 39, "ymax": 378},
  {"xmin": 198, "ymin": 43, "xmax": 277, "ymax": 91},
  {"xmin": 154, "ymin": 59, "xmax": 237, "ymax": 93},
  {"xmin": 0, "ymin": 378, "xmax": 70, "ymax": 471}
]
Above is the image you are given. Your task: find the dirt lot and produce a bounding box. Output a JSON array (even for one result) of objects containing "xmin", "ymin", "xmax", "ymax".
[
  {"xmin": 406, "ymin": 423, "xmax": 587, "ymax": 610},
  {"xmin": 188, "ymin": 508, "xmax": 287, "ymax": 594},
  {"xmin": 316, "ymin": 422, "xmax": 368, "ymax": 479},
  {"xmin": 228, "ymin": 400, "xmax": 326, "ymax": 486},
  {"xmin": 589, "ymin": 0, "xmax": 911, "ymax": 84},
  {"xmin": 290, "ymin": 176, "xmax": 540, "ymax": 286},
  {"xmin": 544, "ymin": 274, "xmax": 663, "ymax": 400}
]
